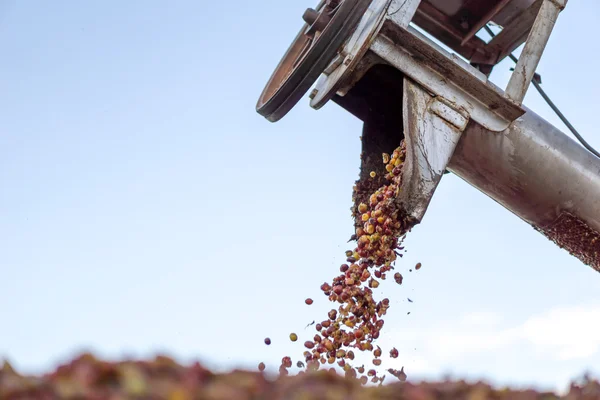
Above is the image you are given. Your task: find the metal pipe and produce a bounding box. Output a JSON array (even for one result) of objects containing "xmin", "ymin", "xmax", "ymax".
[{"xmin": 447, "ymin": 108, "xmax": 600, "ymax": 271}]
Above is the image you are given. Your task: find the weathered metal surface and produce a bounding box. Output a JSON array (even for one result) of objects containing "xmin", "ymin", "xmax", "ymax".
[
  {"xmin": 505, "ymin": 0, "xmax": 566, "ymax": 104},
  {"xmin": 310, "ymin": 0, "xmax": 393, "ymax": 109},
  {"xmin": 460, "ymin": 0, "xmax": 513, "ymax": 46},
  {"xmin": 369, "ymin": 28, "xmax": 523, "ymax": 131},
  {"xmin": 311, "ymin": 0, "xmax": 537, "ymax": 132},
  {"xmin": 448, "ymin": 108, "xmax": 600, "ymax": 272},
  {"xmin": 494, "ymin": 0, "xmax": 537, "ymax": 26},
  {"xmin": 399, "ymin": 79, "xmax": 469, "ymax": 222},
  {"xmin": 309, "ymin": 0, "xmax": 421, "ymax": 109},
  {"xmin": 474, "ymin": 0, "xmax": 543, "ymax": 66},
  {"xmin": 413, "ymin": 0, "xmax": 544, "ymax": 67},
  {"xmin": 385, "ymin": 0, "xmax": 422, "ymax": 28},
  {"xmin": 412, "ymin": 1, "xmax": 493, "ymax": 63}
]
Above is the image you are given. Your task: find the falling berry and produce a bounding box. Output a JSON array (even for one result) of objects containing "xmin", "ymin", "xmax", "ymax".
[
  {"xmin": 281, "ymin": 356, "xmax": 292, "ymax": 368},
  {"xmin": 264, "ymin": 338, "xmax": 271, "ymax": 346},
  {"xmin": 374, "ymin": 346, "xmax": 382, "ymax": 357},
  {"xmin": 289, "ymin": 333, "xmax": 298, "ymax": 342}
]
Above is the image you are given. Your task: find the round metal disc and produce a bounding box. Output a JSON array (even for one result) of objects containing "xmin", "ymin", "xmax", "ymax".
[{"xmin": 256, "ymin": 0, "xmax": 371, "ymax": 122}]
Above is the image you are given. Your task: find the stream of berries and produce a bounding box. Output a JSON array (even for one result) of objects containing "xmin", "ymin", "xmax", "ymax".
[{"xmin": 264, "ymin": 141, "xmax": 416, "ymax": 384}]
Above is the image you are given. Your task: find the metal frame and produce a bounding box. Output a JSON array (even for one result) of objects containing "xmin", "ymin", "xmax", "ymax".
[
  {"xmin": 311, "ymin": 0, "xmax": 525, "ymax": 131},
  {"xmin": 505, "ymin": 0, "xmax": 567, "ymax": 103},
  {"xmin": 310, "ymin": 0, "xmax": 567, "ymax": 127},
  {"xmin": 257, "ymin": 0, "xmax": 600, "ymax": 270}
]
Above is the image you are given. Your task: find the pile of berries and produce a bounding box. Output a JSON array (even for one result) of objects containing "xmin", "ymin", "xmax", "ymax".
[{"xmin": 3, "ymin": 355, "xmax": 598, "ymax": 399}]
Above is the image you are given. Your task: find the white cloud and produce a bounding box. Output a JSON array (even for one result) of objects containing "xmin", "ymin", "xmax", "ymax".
[
  {"xmin": 519, "ymin": 306, "xmax": 600, "ymax": 360},
  {"xmin": 384, "ymin": 305, "xmax": 600, "ymax": 368},
  {"xmin": 434, "ymin": 306, "xmax": 600, "ymax": 361}
]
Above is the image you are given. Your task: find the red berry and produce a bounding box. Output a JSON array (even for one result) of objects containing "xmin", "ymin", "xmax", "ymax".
[
  {"xmin": 374, "ymin": 346, "xmax": 382, "ymax": 357},
  {"xmin": 282, "ymin": 356, "xmax": 292, "ymax": 368}
]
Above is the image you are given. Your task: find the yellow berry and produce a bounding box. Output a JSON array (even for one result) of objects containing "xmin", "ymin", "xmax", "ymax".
[
  {"xmin": 370, "ymin": 171, "xmax": 376, "ymax": 178},
  {"xmin": 358, "ymin": 203, "xmax": 368, "ymax": 213}
]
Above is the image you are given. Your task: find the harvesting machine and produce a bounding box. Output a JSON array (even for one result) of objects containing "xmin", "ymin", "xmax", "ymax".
[{"xmin": 256, "ymin": 0, "xmax": 600, "ymax": 272}]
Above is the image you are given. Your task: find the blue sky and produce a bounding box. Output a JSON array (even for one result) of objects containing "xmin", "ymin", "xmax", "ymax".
[{"xmin": 1, "ymin": 0, "xmax": 600, "ymax": 393}]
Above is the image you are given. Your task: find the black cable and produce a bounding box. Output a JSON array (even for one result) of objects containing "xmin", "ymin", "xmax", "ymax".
[
  {"xmin": 483, "ymin": 25, "xmax": 600, "ymax": 159},
  {"xmin": 531, "ymin": 79, "xmax": 600, "ymax": 158}
]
